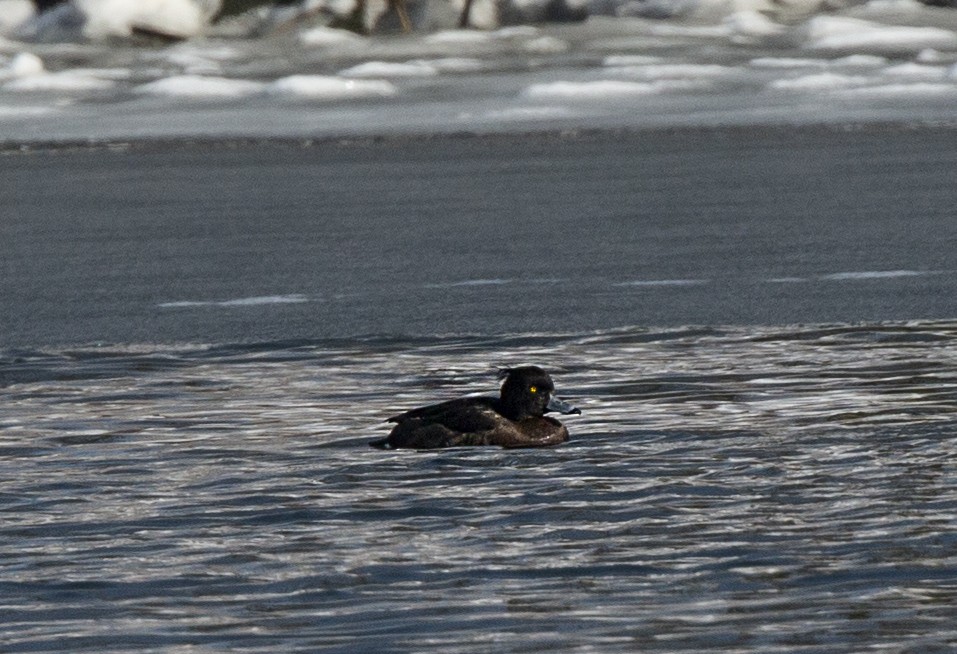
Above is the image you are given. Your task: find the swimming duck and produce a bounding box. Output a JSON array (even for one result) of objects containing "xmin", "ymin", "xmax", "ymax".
[{"xmin": 370, "ymin": 366, "xmax": 580, "ymax": 449}]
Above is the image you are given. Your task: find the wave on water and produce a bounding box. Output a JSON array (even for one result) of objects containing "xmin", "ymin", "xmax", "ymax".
[
  {"xmin": 4, "ymin": 320, "xmax": 957, "ymax": 440},
  {"xmin": 2, "ymin": 319, "xmax": 957, "ymax": 652}
]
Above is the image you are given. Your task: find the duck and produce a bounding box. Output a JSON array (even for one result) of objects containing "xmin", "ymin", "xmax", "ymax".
[{"xmin": 370, "ymin": 366, "xmax": 580, "ymax": 449}]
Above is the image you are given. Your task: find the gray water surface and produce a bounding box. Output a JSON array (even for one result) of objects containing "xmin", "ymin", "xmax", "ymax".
[
  {"xmin": 3, "ymin": 127, "xmax": 957, "ymax": 349},
  {"xmin": 3, "ymin": 323, "xmax": 957, "ymax": 652},
  {"xmin": 3, "ymin": 126, "xmax": 957, "ymax": 652}
]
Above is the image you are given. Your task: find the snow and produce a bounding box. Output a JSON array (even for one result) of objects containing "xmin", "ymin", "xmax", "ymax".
[
  {"xmin": 339, "ymin": 61, "xmax": 439, "ymax": 77},
  {"xmin": 3, "ymin": 72, "xmax": 116, "ymax": 91},
  {"xmin": 608, "ymin": 63, "xmax": 736, "ymax": 80},
  {"xmin": 416, "ymin": 58, "xmax": 486, "ymax": 73},
  {"xmin": 74, "ymin": 0, "xmax": 215, "ymax": 40},
  {"xmin": 3, "ymin": 2, "xmax": 957, "ymax": 140},
  {"xmin": 768, "ymin": 72, "xmax": 871, "ymax": 91},
  {"xmin": 267, "ymin": 75, "xmax": 397, "ymax": 100},
  {"xmin": 0, "ymin": 52, "xmax": 44, "ymax": 79},
  {"xmin": 425, "ymin": 30, "xmax": 494, "ymax": 44},
  {"xmin": 134, "ymin": 75, "xmax": 265, "ymax": 98},
  {"xmin": 749, "ymin": 57, "xmax": 827, "ymax": 69},
  {"xmin": 523, "ymin": 36, "xmax": 570, "ymax": 53},
  {"xmin": 724, "ymin": 10, "xmax": 784, "ymax": 38},
  {"xmin": 837, "ymin": 82, "xmax": 957, "ymax": 96},
  {"xmin": 802, "ymin": 16, "xmax": 957, "ymax": 53},
  {"xmin": 880, "ymin": 62, "xmax": 948, "ymax": 80},
  {"xmin": 0, "ymin": 0, "xmax": 34, "ymax": 37},
  {"xmin": 523, "ymin": 80, "xmax": 659, "ymax": 99},
  {"xmin": 603, "ymin": 55, "xmax": 663, "ymax": 67},
  {"xmin": 1, "ymin": 54, "xmax": 118, "ymax": 91},
  {"xmin": 300, "ymin": 26, "xmax": 363, "ymax": 47}
]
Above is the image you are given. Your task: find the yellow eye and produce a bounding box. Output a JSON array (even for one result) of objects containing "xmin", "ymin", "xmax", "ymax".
[{"xmin": 529, "ymin": 386, "xmax": 537, "ymax": 394}]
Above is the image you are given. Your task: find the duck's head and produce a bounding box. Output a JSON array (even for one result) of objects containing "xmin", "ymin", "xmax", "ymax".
[{"xmin": 498, "ymin": 366, "xmax": 581, "ymax": 420}]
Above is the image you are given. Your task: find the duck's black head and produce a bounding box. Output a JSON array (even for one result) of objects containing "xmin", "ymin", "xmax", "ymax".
[{"xmin": 497, "ymin": 366, "xmax": 580, "ymax": 420}]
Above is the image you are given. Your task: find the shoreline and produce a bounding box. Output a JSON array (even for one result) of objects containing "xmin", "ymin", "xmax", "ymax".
[{"xmin": 5, "ymin": 118, "xmax": 957, "ymax": 155}]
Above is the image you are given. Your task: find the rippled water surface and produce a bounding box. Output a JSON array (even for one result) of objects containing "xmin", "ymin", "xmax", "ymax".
[{"xmin": 3, "ymin": 322, "xmax": 957, "ymax": 652}]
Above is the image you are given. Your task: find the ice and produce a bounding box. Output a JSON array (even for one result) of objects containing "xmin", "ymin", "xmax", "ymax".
[
  {"xmin": 916, "ymin": 48, "xmax": 947, "ymax": 63},
  {"xmin": 161, "ymin": 53, "xmax": 221, "ymax": 75},
  {"xmin": 83, "ymin": 0, "xmax": 206, "ymax": 38},
  {"xmin": 831, "ymin": 54, "xmax": 889, "ymax": 68},
  {"xmin": 0, "ymin": 51, "xmax": 44, "ymax": 79},
  {"xmin": 4, "ymin": 5, "xmax": 957, "ymax": 141},
  {"xmin": 801, "ymin": 16, "xmax": 957, "ymax": 53},
  {"xmin": 837, "ymin": 82, "xmax": 957, "ymax": 96},
  {"xmin": 35, "ymin": 0, "xmax": 218, "ymax": 40},
  {"xmin": 0, "ymin": 0, "xmax": 34, "ymax": 37},
  {"xmin": 468, "ymin": 106, "xmax": 577, "ymax": 121},
  {"xmin": 0, "ymin": 104, "xmax": 55, "ymax": 118},
  {"xmin": 425, "ymin": 30, "xmax": 494, "ymax": 44},
  {"xmin": 300, "ymin": 26, "xmax": 364, "ymax": 47},
  {"xmin": 647, "ymin": 23, "xmax": 733, "ymax": 38},
  {"xmin": 768, "ymin": 72, "xmax": 871, "ymax": 91},
  {"xmin": 134, "ymin": 74, "xmax": 265, "ymax": 98},
  {"xmin": 492, "ymin": 26, "xmax": 540, "ymax": 38},
  {"xmin": 523, "ymin": 36, "xmax": 569, "ymax": 53},
  {"xmin": 339, "ymin": 61, "xmax": 439, "ymax": 77},
  {"xmin": 158, "ymin": 44, "xmax": 242, "ymax": 75},
  {"xmin": 268, "ymin": 75, "xmax": 397, "ymax": 100},
  {"xmin": 603, "ymin": 55, "xmax": 663, "ymax": 66},
  {"xmin": 607, "ymin": 63, "xmax": 736, "ymax": 80},
  {"xmin": 415, "ymin": 57, "xmax": 486, "ymax": 72},
  {"xmin": 3, "ymin": 73, "xmax": 116, "ymax": 91},
  {"xmin": 523, "ymin": 80, "xmax": 658, "ymax": 98},
  {"xmin": 724, "ymin": 10, "xmax": 783, "ymax": 38},
  {"xmin": 880, "ymin": 62, "xmax": 947, "ymax": 80},
  {"xmin": 1, "ymin": 53, "xmax": 118, "ymax": 91},
  {"xmin": 749, "ymin": 57, "xmax": 827, "ymax": 69}
]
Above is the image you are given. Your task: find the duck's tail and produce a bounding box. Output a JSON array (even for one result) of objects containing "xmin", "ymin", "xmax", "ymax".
[{"xmin": 368, "ymin": 437, "xmax": 393, "ymax": 449}]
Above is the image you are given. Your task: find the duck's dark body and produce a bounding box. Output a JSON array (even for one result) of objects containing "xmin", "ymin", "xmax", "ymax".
[{"xmin": 370, "ymin": 366, "xmax": 579, "ymax": 450}]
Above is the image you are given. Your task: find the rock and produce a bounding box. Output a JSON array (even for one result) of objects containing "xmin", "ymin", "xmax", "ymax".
[{"xmin": 19, "ymin": 0, "xmax": 222, "ymax": 42}]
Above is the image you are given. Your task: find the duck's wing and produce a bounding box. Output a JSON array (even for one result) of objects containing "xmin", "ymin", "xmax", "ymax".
[
  {"xmin": 378, "ymin": 397, "xmax": 504, "ymax": 448},
  {"xmin": 387, "ymin": 396, "xmax": 500, "ymax": 431}
]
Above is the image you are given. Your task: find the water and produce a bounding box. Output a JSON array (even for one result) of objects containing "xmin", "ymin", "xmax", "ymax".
[
  {"xmin": 3, "ymin": 322, "xmax": 957, "ymax": 652},
  {"xmin": 5, "ymin": 7, "xmax": 957, "ymax": 646},
  {"xmin": 4, "ymin": 127, "xmax": 957, "ymax": 348}
]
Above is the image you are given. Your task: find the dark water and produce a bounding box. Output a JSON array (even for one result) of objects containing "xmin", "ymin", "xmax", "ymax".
[
  {"xmin": 3, "ymin": 127, "xmax": 957, "ymax": 348},
  {"xmin": 3, "ymin": 322, "xmax": 957, "ymax": 652}
]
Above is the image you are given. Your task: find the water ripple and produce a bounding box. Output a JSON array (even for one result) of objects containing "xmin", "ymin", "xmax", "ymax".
[{"xmin": 2, "ymin": 321, "xmax": 957, "ymax": 652}]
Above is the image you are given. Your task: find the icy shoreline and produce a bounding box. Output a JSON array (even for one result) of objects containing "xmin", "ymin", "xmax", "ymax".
[
  {"xmin": 4, "ymin": 3, "xmax": 957, "ymax": 143},
  {"xmin": 3, "ymin": 120, "xmax": 957, "ymax": 153}
]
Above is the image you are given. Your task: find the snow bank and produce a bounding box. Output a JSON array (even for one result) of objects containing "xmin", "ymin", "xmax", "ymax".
[
  {"xmin": 134, "ymin": 74, "xmax": 265, "ymax": 98},
  {"xmin": 523, "ymin": 79, "xmax": 658, "ymax": 98},
  {"xmin": 299, "ymin": 26, "xmax": 363, "ymax": 47},
  {"xmin": 801, "ymin": 16, "xmax": 957, "ymax": 53},
  {"xmin": 1, "ymin": 51, "xmax": 118, "ymax": 92},
  {"xmin": 20, "ymin": 0, "xmax": 220, "ymax": 41},
  {"xmin": 0, "ymin": 0, "xmax": 34, "ymax": 37},
  {"xmin": 268, "ymin": 75, "xmax": 397, "ymax": 100},
  {"xmin": 339, "ymin": 61, "xmax": 439, "ymax": 77}
]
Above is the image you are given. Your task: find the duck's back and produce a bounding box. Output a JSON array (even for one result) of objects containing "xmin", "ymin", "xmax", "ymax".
[
  {"xmin": 371, "ymin": 397, "xmax": 505, "ymax": 449},
  {"xmin": 372, "ymin": 396, "xmax": 569, "ymax": 449}
]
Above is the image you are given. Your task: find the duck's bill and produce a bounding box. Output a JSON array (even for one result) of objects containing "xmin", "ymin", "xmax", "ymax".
[{"xmin": 547, "ymin": 395, "xmax": 581, "ymax": 415}]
